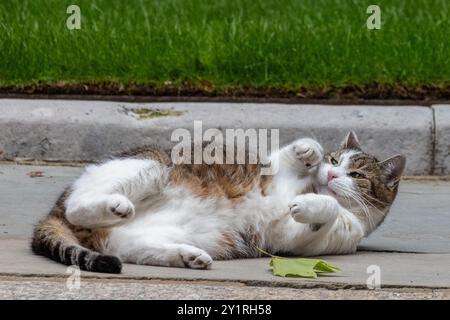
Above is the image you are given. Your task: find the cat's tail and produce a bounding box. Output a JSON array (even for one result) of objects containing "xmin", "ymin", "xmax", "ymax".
[{"xmin": 31, "ymin": 197, "xmax": 122, "ymax": 274}]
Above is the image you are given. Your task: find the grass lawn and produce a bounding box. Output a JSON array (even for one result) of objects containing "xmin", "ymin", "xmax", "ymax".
[{"xmin": 1, "ymin": 0, "xmax": 450, "ymax": 97}]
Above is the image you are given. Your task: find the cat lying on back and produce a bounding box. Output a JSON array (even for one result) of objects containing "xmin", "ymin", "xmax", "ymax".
[{"xmin": 32, "ymin": 132, "xmax": 405, "ymax": 273}]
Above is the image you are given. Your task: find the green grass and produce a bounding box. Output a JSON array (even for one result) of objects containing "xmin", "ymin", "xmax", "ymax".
[{"xmin": 1, "ymin": 0, "xmax": 450, "ymax": 91}]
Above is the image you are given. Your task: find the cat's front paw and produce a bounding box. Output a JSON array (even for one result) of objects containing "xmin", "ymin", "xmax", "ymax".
[
  {"xmin": 289, "ymin": 194, "xmax": 316, "ymax": 224},
  {"xmin": 291, "ymin": 138, "xmax": 323, "ymax": 168},
  {"xmin": 106, "ymin": 194, "xmax": 135, "ymax": 220},
  {"xmin": 289, "ymin": 194, "xmax": 338, "ymax": 224}
]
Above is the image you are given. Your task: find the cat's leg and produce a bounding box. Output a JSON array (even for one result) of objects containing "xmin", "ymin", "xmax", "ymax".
[
  {"xmin": 65, "ymin": 158, "xmax": 167, "ymax": 228},
  {"xmin": 271, "ymin": 138, "xmax": 324, "ymax": 177},
  {"xmin": 288, "ymin": 194, "xmax": 365, "ymax": 255},
  {"xmin": 289, "ymin": 193, "xmax": 340, "ymax": 225},
  {"xmin": 126, "ymin": 243, "xmax": 213, "ymax": 269},
  {"xmin": 107, "ymin": 227, "xmax": 213, "ymax": 269},
  {"xmin": 65, "ymin": 193, "xmax": 135, "ymax": 228}
]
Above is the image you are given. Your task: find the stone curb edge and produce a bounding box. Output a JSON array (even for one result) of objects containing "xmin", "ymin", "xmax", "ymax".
[{"xmin": 0, "ymin": 99, "xmax": 448, "ymax": 175}]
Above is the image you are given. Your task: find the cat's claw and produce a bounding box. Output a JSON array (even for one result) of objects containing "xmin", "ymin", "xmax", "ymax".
[{"xmin": 107, "ymin": 194, "xmax": 135, "ymax": 219}]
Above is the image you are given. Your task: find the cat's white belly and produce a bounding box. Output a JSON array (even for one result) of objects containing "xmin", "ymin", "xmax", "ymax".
[
  {"xmin": 100, "ymin": 176, "xmax": 359, "ymax": 261},
  {"xmin": 105, "ymin": 184, "xmax": 301, "ymax": 259}
]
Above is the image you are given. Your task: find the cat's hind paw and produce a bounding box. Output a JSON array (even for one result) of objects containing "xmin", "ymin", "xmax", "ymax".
[{"xmin": 181, "ymin": 247, "xmax": 213, "ymax": 269}]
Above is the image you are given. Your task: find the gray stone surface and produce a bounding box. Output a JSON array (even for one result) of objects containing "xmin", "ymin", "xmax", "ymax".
[
  {"xmin": 1, "ymin": 275, "xmax": 449, "ymax": 300},
  {"xmin": 1, "ymin": 164, "xmax": 450, "ymax": 289},
  {"xmin": 0, "ymin": 99, "xmax": 433, "ymax": 175},
  {"xmin": 0, "ymin": 164, "xmax": 82, "ymax": 239},
  {"xmin": 360, "ymin": 180, "xmax": 450, "ymax": 253},
  {"xmin": 433, "ymin": 105, "xmax": 450, "ymax": 175},
  {"xmin": 1, "ymin": 164, "xmax": 448, "ymax": 253},
  {"xmin": 1, "ymin": 239, "xmax": 450, "ymax": 289}
]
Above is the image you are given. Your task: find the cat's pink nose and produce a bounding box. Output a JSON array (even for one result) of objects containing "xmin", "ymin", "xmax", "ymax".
[{"xmin": 328, "ymin": 171, "xmax": 338, "ymax": 182}]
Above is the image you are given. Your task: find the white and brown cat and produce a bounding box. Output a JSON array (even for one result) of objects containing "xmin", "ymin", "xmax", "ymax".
[{"xmin": 32, "ymin": 132, "xmax": 405, "ymax": 273}]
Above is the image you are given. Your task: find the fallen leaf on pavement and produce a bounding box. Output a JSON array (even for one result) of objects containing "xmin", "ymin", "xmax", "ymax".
[
  {"xmin": 270, "ymin": 257, "xmax": 341, "ymax": 278},
  {"xmin": 255, "ymin": 246, "xmax": 341, "ymax": 278}
]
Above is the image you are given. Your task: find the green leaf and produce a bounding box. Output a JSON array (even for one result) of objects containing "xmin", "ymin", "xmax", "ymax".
[
  {"xmin": 269, "ymin": 257, "xmax": 341, "ymax": 278},
  {"xmin": 254, "ymin": 246, "xmax": 341, "ymax": 278}
]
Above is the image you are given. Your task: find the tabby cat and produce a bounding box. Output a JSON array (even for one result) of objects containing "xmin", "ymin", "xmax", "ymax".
[{"xmin": 32, "ymin": 132, "xmax": 405, "ymax": 273}]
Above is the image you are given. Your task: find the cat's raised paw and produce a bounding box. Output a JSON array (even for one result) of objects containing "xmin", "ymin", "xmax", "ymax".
[
  {"xmin": 292, "ymin": 138, "xmax": 323, "ymax": 168},
  {"xmin": 181, "ymin": 248, "xmax": 213, "ymax": 269},
  {"xmin": 106, "ymin": 194, "xmax": 135, "ymax": 219},
  {"xmin": 289, "ymin": 196, "xmax": 313, "ymax": 223}
]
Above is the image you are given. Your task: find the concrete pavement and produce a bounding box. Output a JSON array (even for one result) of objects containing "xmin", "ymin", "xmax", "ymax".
[
  {"xmin": 2, "ymin": 164, "xmax": 449, "ymax": 253},
  {"xmin": 1, "ymin": 238, "xmax": 450, "ymax": 289},
  {"xmin": 0, "ymin": 163, "xmax": 449, "ymax": 297}
]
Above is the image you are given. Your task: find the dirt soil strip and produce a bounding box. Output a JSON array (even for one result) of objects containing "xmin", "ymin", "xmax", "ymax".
[{"xmin": 2, "ymin": 82, "xmax": 450, "ymax": 105}]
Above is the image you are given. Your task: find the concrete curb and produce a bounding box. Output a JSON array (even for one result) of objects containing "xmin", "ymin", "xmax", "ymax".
[{"xmin": 0, "ymin": 99, "xmax": 444, "ymax": 175}]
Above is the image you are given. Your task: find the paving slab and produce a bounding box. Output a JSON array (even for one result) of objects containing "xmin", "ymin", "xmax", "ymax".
[
  {"xmin": 0, "ymin": 164, "xmax": 82, "ymax": 239},
  {"xmin": 1, "ymin": 164, "xmax": 448, "ymax": 253},
  {"xmin": 0, "ymin": 239, "xmax": 449, "ymax": 289},
  {"xmin": 359, "ymin": 180, "xmax": 450, "ymax": 253},
  {"xmin": 0, "ymin": 99, "xmax": 433, "ymax": 175}
]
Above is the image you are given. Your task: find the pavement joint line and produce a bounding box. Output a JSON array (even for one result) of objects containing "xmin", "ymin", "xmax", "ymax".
[
  {"xmin": 431, "ymin": 106, "xmax": 437, "ymax": 175},
  {"xmin": 356, "ymin": 249, "xmax": 428, "ymax": 254}
]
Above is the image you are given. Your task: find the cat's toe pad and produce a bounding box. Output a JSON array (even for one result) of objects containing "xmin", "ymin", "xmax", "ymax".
[
  {"xmin": 181, "ymin": 249, "xmax": 213, "ymax": 269},
  {"xmin": 107, "ymin": 194, "xmax": 135, "ymax": 219}
]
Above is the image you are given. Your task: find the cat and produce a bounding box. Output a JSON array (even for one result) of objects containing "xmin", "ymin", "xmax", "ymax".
[{"xmin": 31, "ymin": 131, "xmax": 405, "ymax": 273}]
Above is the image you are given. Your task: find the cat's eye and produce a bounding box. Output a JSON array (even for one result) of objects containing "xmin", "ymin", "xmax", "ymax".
[
  {"xmin": 349, "ymin": 172, "xmax": 363, "ymax": 179},
  {"xmin": 330, "ymin": 157, "xmax": 338, "ymax": 166}
]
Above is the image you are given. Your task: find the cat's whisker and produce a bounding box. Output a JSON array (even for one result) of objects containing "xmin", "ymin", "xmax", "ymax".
[
  {"xmin": 332, "ymin": 182, "xmax": 376, "ymax": 229},
  {"xmin": 359, "ymin": 193, "xmax": 389, "ymax": 218},
  {"xmin": 361, "ymin": 191, "xmax": 389, "ymax": 206},
  {"xmin": 340, "ymin": 188, "xmax": 385, "ymax": 227}
]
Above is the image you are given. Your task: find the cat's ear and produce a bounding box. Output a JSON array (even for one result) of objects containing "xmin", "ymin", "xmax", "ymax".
[
  {"xmin": 379, "ymin": 155, "xmax": 406, "ymax": 189},
  {"xmin": 341, "ymin": 131, "xmax": 361, "ymax": 149}
]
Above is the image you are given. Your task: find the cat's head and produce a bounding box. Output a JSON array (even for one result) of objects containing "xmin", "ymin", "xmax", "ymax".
[{"xmin": 317, "ymin": 132, "xmax": 406, "ymax": 235}]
